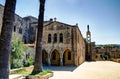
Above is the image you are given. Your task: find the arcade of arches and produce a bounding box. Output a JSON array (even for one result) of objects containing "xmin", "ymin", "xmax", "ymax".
[{"xmin": 42, "ymin": 49, "xmax": 75, "ymax": 66}]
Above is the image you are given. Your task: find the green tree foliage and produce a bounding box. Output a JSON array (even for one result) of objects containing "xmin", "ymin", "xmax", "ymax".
[
  {"xmin": 23, "ymin": 56, "xmax": 34, "ymax": 67},
  {"xmin": 11, "ymin": 34, "xmax": 29, "ymax": 59},
  {"xmin": 11, "ymin": 34, "xmax": 30, "ymax": 68}
]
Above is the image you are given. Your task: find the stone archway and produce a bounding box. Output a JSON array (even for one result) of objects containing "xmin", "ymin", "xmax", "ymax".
[
  {"xmin": 63, "ymin": 49, "xmax": 74, "ymax": 66},
  {"xmin": 42, "ymin": 50, "xmax": 48, "ymax": 65},
  {"xmin": 50, "ymin": 49, "xmax": 60, "ymax": 66}
]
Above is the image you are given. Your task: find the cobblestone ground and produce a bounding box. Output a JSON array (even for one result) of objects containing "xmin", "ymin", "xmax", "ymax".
[{"xmin": 49, "ymin": 61, "xmax": 120, "ymax": 79}]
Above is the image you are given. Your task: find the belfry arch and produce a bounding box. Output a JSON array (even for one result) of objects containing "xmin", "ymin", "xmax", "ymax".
[
  {"xmin": 63, "ymin": 49, "xmax": 74, "ymax": 66},
  {"xmin": 50, "ymin": 49, "xmax": 60, "ymax": 66},
  {"xmin": 42, "ymin": 50, "xmax": 48, "ymax": 65}
]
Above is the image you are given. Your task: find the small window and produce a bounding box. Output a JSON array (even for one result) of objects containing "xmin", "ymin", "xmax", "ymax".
[
  {"xmin": 68, "ymin": 52, "xmax": 71, "ymax": 60},
  {"xmin": 60, "ymin": 33, "xmax": 63, "ymax": 43},
  {"xmin": 54, "ymin": 33, "xmax": 57, "ymax": 43},
  {"xmin": 14, "ymin": 26, "xmax": 16, "ymax": 32},
  {"xmin": 48, "ymin": 34, "xmax": 51, "ymax": 43}
]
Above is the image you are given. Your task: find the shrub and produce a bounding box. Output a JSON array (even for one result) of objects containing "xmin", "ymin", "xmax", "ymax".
[
  {"xmin": 11, "ymin": 59, "xmax": 23, "ymax": 69},
  {"xmin": 23, "ymin": 57, "xmax": 34, "ymax": 67}
]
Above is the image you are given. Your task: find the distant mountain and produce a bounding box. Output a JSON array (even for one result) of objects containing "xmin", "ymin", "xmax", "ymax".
[{"xmin": 96, "ymin": 44, "xmax": 120, "ymax": 48}]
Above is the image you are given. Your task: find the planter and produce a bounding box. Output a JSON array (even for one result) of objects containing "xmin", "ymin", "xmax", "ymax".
[
  {"xmin": 26, "ymin": 73, "xmax": 53, "ymax": 79},
  {"xmin": 10, "ymin": 66, "xmax": 34, "ymax": 74}
]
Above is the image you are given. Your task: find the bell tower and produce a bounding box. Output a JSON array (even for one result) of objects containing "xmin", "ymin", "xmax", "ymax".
[
  {"xmin": 86, "ymin": 25, "xmax": 91, "ymax": 43},
  {"xmin": 86, "ymin": 25, "xmax": 92, "ymax": 61}
]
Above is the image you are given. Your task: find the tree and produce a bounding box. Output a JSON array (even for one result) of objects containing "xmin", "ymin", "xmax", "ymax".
[
  {"xmin": 11, "ymin": 34, "xmax": 26, "ymax": 59},
  {"xmin": 32, "ymin": 0, "xmax": 46, "ymax": 74},
  {"xmin": 11, "ymin": 34, "xmax": 29, "ymax": 68},
  {"xmin": 0, "ymin": 0, "xmax": 16, "ymax": 78}
]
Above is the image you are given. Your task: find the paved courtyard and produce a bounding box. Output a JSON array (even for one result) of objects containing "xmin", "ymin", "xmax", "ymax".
[{"xmin": 49, "ymin": 61, "xmax": 120, "ymax": 79}]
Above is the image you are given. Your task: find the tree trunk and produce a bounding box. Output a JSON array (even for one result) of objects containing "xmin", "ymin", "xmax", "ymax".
[
  {"xmin": 32, "ymin": 0, "xmax": 46, "ymax": 74},
  {"xmin": 0, "ymin": 0, "xmax": 16, "ymax": 79}
]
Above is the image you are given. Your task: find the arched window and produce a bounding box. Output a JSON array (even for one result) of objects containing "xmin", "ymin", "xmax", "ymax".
[
  {"xmin": 54, "ymin": 33, "xmax": 57, "ymax": 43},
  {"xmin": 48, "ymin": 34, "xmax": 51, "ymax": 43},
  {"xmin": 59, "ymin": 33, "xmax": 63, "ymax": 43},
  {"xmin": 68, "ymin": 52, "xmax": 71, "ymax": 60}
]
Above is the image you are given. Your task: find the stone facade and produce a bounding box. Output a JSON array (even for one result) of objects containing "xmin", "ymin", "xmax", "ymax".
[
  {"xmin": 0, "ymin": 4, "xmax": 25, "ymax": 40},
  {"xmin": 42, "ymin": 21, "xmax": 85, "ymax": 66},
  {"xmin": 22, "ymin": 16, "xmax": 38, "ymax": 44}
]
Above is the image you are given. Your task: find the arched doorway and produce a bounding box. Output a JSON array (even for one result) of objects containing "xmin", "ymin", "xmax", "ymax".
[
  {"xmin": 42, "ymin": 50, "xmax": 48, "ymax": 65},
  {"xmin": 50, "ymin": 49, "xmax": 60, "ymax": 66},
  {"xmin": 63, "ymin": 49, "xmax": 74, "ymax": 66}
]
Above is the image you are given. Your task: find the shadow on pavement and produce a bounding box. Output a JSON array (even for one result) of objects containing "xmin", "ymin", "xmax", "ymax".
[{"xmin": 43, "ymin": 66, "xmax": 77, "ymax": 72}]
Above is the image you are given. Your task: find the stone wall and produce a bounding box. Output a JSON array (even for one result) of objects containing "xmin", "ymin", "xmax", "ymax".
[
  {"xmin": 0, "ymin": 4, "xmax": 24, "ymax": 40},
  {"xmin": 92, "ymin": 45, "xmax": 120, "ymax": 61},
  {"xmin": 76, "ymin": 26, "xmax": 85, "ymax": 65},
  {"xmin": 22, "ymin": 16, "xmax": 38, "ymax": 44}
]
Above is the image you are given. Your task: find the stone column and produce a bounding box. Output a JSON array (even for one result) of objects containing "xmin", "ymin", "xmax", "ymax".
[
  {"xmin": 48, "ymin": 54, "xmax": 51, "ymax": 66},
  {"xmin": 60, "ymin": 58, "xmax": 63, "ymax": 66},
  {"xmin": 60, "ymin": 53, "xmax": 63, "ymax": 66}
]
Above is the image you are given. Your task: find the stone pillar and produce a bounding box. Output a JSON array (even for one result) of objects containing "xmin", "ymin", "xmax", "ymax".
[
  {"xmin": 60, "ymin": 53, "xmax": 63, "ymax": 66},
  {"xmin": 48, "ymin": 54, "xmax": 51, "ymax": 66},
  {"xmin": 60, "ymin": 58, "xmax": 63, "ymax": 66}
]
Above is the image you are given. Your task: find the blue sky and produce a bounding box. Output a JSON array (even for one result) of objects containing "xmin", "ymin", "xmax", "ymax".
[{"xmin": 0, "ymin": 0, "xmax": 120, "ymax": 44}]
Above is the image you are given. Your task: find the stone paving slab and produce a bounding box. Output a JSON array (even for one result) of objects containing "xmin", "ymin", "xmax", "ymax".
[
  {"xmin": 49, "ymin": 61, "xmax": 120, "ymax": 79},
  {"xmin": 9, "ymin": 74, "xmax": 23, "ymax": 79}
]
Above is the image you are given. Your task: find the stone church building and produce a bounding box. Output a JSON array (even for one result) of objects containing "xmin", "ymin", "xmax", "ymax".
[{"xmin": 41, "ymin": 19, "xmax": 85, "ymax": 66}]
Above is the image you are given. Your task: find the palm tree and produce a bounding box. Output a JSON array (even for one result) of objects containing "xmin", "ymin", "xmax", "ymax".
[
  {"xmin": 32, "ymin": 0, "xmax": 46, "ymax": 74},
  {"xmin": 0, "ymin": 0, "xmax": 16, "ymax": 78}
]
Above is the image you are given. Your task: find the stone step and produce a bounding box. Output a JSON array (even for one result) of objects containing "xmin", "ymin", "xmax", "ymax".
[{"xmin": 9, "ymin": 74, "xmax": 26, "ymax": 79}]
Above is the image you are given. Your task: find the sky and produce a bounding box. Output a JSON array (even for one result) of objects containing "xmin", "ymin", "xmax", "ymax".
[{"xmin": 0, "ymin": 0, "xmax": 120, "ymax": 44}]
